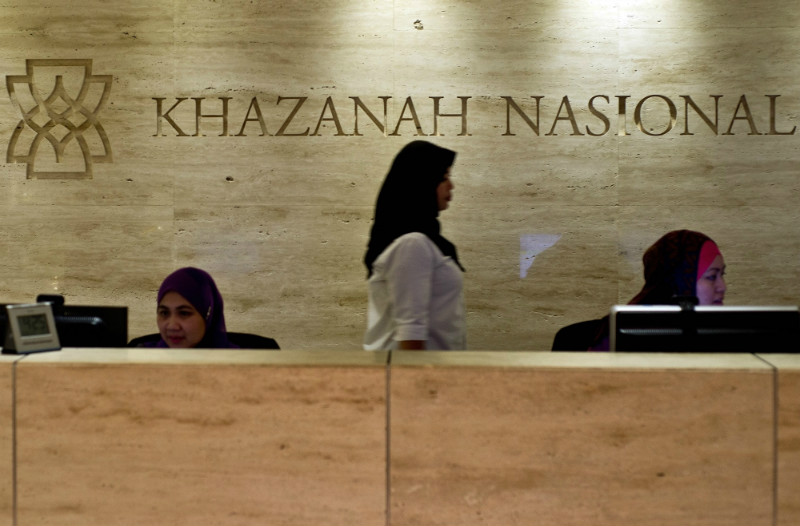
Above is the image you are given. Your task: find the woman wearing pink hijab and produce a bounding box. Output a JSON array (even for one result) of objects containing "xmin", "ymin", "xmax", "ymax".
[
  {"xmin": 586, "ymin": 230, "xmax": 727, "ymax": 350},
  {"xmin": 626, "ymin": 230, "xmax": 726, "ymax": 307}
]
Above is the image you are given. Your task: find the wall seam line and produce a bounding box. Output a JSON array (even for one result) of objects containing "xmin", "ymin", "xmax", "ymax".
[
  {"xmin": 754, "ymin": 353, "xmax": 779, "ymax": 526},
  {"xmin": 385, "ymin": 351, "xmax": 392, "ymax": 526},
  {"xmin": 11, "ymin": 357, "xmax": 18, "ymax": 526},
  {"xmin": 772, "ymin": 361, "xmax": 779, "ymax": 526}
]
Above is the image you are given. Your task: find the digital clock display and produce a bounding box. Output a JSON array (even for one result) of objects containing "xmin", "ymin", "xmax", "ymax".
[
  {"xmin": 17, "ymin": 313, "xmax": 50, "ymax": 337},
  {"xmin": 3, "ymin": 302, "xmax": 61, "ymax": 354}
]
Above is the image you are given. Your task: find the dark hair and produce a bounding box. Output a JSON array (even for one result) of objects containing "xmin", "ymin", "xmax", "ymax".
[{"xmin": 364, "ymin": 141, "xmax": 462, "ymax": 276}]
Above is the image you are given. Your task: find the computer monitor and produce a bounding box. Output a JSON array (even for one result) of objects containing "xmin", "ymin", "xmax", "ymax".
[
  {"xmin": 610, "ymin": 305, "xmax": 800, "ymax": 352},
  {"xmin": 0, "ymin": 299, "xmax": 128, "ymax": 348}
]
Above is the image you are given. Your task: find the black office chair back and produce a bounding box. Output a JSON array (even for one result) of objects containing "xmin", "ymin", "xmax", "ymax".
[
  {"xmin": 551, "ymin": 319, "xmax": 603, "ymax": 351},
  {"xmin": 128, "ymin": 332, "xmax": 279, "ymax": 349}
]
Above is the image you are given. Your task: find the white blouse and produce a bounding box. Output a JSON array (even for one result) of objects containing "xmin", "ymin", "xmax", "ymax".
[{"xmin": 364, "ymin": 232, "xmax": 466, "ymax": 350}]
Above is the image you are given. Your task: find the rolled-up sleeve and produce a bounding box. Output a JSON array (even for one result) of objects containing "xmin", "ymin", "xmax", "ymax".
[{"xmin": 384, "ymin": 234, "xmax": 435, "ymax": 342}]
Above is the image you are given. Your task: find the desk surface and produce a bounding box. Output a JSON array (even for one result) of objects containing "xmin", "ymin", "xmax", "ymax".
[
  {"xmin": 10, "ymin": 347, "xmax": 390, "ymax": 366},
  {"xmin": 2, "ymin": 349, "xmax": 797, "ymax": 526},
  {"xmin": 3, "ymin": 347, "xmax": 796, "ymax": 370}
]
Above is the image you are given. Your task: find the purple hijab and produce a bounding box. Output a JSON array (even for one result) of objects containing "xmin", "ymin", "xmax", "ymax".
[{"xmin": 154, "ymin": 267, "xmax": 236, "ymax": 348}]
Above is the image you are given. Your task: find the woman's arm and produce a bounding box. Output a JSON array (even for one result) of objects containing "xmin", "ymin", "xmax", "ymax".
[{"xmin": 386, "ymin": 234, "xmax": 435, "ymax": 348}]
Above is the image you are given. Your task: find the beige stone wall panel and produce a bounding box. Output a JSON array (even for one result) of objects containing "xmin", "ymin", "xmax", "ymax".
[
  {"xmin": 165, "ymin": 205, "xmax": 373, "ymax": 349},
  {"xmin": 0, "ymin": 0, "xmax": 799, "ymax": 350},
  {"xmin": 390, "ymin": 351, "xmax": 774, "ymax": 526},
  {"xmin": 175, "ymin": 0, "xmax": 392, "ymax": 34},
  {"xmin": 449, "ymin": 204, "xmax": 619, "ymax": 350},
  {"xmin": 14, "ymin": 350, "xmax": 388, "ymax": 526},
  {"xmin": 393, "ymin": 1, "xmax": 618, "ymax": 32},
  {"xmin": 391, "ymin": 27, "xmax": 619, "ymax": 96},
  {"xmin": 0, "ymin": 357, "xmax": 15, "ymax": 526},
  {"xmin": 618, "ymin": 1, "xmax": 800, "ymax": 29},
  {"xmin": 760, "ymin": 354, "xmax": 800, "ymax": 526},
  {"xmin": 0, "ymin": 1, "xmax": 174, "ymax": 35},
  {"xmin": 616, "ymin": 207, "xmax": 800, "ymax": 307}
]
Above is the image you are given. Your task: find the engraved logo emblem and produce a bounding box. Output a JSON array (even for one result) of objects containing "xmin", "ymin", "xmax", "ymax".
[{"xmin": 6, "ymin": 59, "xmax": 112, "ymax": 179}]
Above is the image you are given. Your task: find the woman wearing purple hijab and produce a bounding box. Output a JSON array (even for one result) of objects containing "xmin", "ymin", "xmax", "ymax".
[{"xmin": 150, "ymin": 267, "xmax": 237, "ymax": 348}]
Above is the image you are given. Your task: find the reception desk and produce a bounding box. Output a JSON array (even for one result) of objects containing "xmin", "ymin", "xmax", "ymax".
[
  {"xmin": 0, "ymin": 355, "xmax": 13, "ymax": 526},
  {"xmin": 1, "ymin": 349, "xmax": 797, "ymax": 526}
]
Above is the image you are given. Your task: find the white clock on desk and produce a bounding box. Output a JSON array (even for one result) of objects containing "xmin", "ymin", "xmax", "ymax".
[{"xmin": 2, "ymin": 303, "xmax": 61, "ymax": 354}]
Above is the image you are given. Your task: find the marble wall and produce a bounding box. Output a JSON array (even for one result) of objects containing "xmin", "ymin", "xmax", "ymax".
[
  {"xmin": 0, "ymin": 357, "xmax": 13, "ymax": 526},
  {"xmin": 772, "ymin": 353, "xmax": 800, "ymax": 526},
  {"xmin": 13, "ymin": 349, "xmax": 388, "ymax": 526},
  {"xmin": 1, "ymin": 349, "xmax": 798, "ymax": 525},
  {"xmin": 1, "ymin": 1, "xmax": 799, "ymax": 349},
  {"xmin": 391, "ymin": 351, "xmax": 775, "ymax": 525}
]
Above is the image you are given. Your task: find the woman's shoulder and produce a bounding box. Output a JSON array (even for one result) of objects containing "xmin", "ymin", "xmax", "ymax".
[
  {"xmin": 388, "ymin": 232, "xmax": 438, "ymax": 254},
  {"xmin": 374, "ymin": 232, "xmax": 439, "ymax": 268},
  {"xmin": 395, "ymin": 231, "xmax": 434, "ymax": 244}
]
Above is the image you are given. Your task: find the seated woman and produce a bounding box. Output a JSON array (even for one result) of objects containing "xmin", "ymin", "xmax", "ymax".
[
  {"xmin": 581, "ymin": 229, "xmax": 726, "ymax": 351},
  {"xmin": 146, "ymin": 267, "xmax": 238, "ymax": 348},
  {"xmin": 624, "ymin": 229, "xmax": 726, "ymax": 307}
]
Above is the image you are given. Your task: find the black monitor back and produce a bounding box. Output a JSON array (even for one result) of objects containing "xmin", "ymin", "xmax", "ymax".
[
  {"xmin": 58, "ymin": 305, "xmax": 128, "ymax": 347},
  {"xmin": 0, "ymin": 303, "xmax": 128, "ymax": 348},
  {"xmin": 610, "ymin": 305, "xmax": 800, "ymax": 352}
]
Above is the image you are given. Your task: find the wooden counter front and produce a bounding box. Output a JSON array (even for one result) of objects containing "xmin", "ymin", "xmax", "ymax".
[
  {"xmin": 3, "ymin": 349, "xmax": 796, "ymax": 525},
  {"xmin": 390, "ymin": 351, "xmax": 774, "ymax": 526},
  {"xmin": 0, "ymin": 355, "xmax": 16, "ymax": 526},
  {"xmin": 759, "ymin": 354, "xmax": 800, "ymax": 526},
  {"xmin": 13, "ymin": 349, "xmax": 388, "ymax": 526}
]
